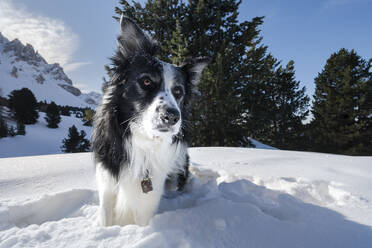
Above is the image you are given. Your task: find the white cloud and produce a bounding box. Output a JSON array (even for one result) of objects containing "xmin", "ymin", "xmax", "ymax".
[
  {"xmin": 64, "ymin": 62, "xmax": 92, "ymax": 72},
  {"xmin": 0, "ymin": 0, "xmax": 88, "ymax": 71}
]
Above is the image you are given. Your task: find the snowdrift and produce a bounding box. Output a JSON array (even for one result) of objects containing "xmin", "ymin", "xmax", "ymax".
[{"xmin": 0, "ymin": 148, "xmax": 371, "ymax": 247}]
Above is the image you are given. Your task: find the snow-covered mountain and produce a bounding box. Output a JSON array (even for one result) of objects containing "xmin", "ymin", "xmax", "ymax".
[
  {"xmin": 0, "ymin": 32, "xmax": 101, "ymax": 108},
  {"xmin": 0, "ymin": 149, "xmax": 371, "ymax": 247}
]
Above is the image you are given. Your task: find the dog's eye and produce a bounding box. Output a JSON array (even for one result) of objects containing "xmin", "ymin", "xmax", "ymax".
[
  {"xmin": 139, "ymin": 77, "xmax": 156, "ymax": 90},
  {"xmin": 143, "ymin": 78, "xmax": 152, "ymax": 86},
  {"xmin": 172, "ymin": 86, "xmax": 184, "ymax": 99}
]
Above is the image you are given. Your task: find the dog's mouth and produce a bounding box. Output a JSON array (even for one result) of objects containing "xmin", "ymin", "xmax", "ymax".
[
  {"xmin": 154, "ymin": 124, "xmax": 174, "ymax": 133},
  {"xmin": 157, "ymin": 128, "xmax": 170, "ymax": 132},
  {"xmin": 152, "ymin": 124, "xmax": 180, "ymax": 136},
  {"xmin": 153, "ymin": 121, "xmax": 177, "ymax": 133}
]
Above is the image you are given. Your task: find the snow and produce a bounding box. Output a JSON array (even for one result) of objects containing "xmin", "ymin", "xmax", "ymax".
[
  {"xmin": 0, "ymin": 113, "xmax": 92, "ymax": 158},
  {"xmin": 0, "ymin": 148, "xmax": 371, "ymax": 247},
  {"xmin": 0, "ymin": 33, "xmax": 100, "ymax": 108}
]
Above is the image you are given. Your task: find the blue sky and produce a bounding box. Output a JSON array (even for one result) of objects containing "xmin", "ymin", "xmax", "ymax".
[{"xmin": 1, "ymin": 0, "xmax": 371, "ymax": 98}]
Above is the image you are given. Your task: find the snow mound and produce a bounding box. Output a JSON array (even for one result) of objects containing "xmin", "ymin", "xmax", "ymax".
[{"xmin": 0, "ymin": 149, "xmax": 372, "ymax": 247}]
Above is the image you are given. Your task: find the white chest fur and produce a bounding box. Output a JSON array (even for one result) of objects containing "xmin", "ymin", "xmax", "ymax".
[{"xmin": 124, "ymin": 130, "xmax": 186, "ymax": 180}]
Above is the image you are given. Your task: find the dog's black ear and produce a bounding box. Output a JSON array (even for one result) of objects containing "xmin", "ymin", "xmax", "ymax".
[
  {"xmin": 118, "ymin": 15, "xmax": 157, "ymax": 58},
  {"xmin": 181, "ymin": 57, "xmax": 210, "ymax": 86}
]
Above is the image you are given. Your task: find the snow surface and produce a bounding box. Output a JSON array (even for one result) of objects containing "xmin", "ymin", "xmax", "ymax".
[
  {"xmin": 0, "ymin": 113, "xmax": 92, "ymax": 158},
  {"xmin": 0, "ymin": 148, "xmax": 371, "ymax": 247}
]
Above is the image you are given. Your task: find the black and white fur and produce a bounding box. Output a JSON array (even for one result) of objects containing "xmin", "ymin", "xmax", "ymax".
[{"xmin": 92, "ymin": 16, "xmax": 209, "ymax": 226}]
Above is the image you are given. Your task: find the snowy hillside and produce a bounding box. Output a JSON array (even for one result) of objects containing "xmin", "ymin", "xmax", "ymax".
[
  {"xmin": 0, "ymin": 149, "xmax": 371, "ymax": 247},
  {"xmin": 0, "ymin": 112, "xmax": 92, "ymax": 158},
  {"xmin": 0, "ymin": 32, "xmax": 100, "ymax": 108}
]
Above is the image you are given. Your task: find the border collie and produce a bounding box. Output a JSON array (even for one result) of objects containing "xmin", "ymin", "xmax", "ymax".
[{"xmin": 92, "ymin": 15, "xmax": 209, "ymax": 226}]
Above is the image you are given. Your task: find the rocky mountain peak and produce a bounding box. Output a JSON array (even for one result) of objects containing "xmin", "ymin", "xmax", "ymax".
[
  {"xmin": 2, "ymin": 38, "xmax": 46, "ymax": 66},
  {"xmin": 0, "ymin": 33, "xmax": 101, "ymax": 107}
]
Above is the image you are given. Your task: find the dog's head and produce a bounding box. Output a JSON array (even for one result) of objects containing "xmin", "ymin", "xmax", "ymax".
[
  {"xmin": 93, "ymin": 16, "xmax": 209, "ymax": 175},
  {"xmin": 110, "ymin": 16, "xmax": 209, "ymax": 140}
]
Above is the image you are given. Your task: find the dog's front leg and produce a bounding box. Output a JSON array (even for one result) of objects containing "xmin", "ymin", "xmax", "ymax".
[
  {"xmin": 98, "ymin": 191, "xmax": 116, "ymax": 226},
  {"xmin": 130, "ymin": 174, "xmax": 165, "ymax": 226},
  {"xmin": 133, "ymin": 190, "xmax": 163, "ymax": 226},
  {"xmin": 96, "ymin": 164, "xmax": 117, "ymax": 226}
]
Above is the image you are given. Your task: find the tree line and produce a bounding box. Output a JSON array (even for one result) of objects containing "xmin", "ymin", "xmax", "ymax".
[
  {"xmin": 109, "ymin": 0, "xmax": 371, "ymax": 155},
  {"xmin": 0, "ymin": 88, "xmax": 92, "ymax": 153}
]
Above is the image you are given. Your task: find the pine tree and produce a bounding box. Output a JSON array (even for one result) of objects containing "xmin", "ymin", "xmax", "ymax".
[
  {"xmin": 265, "ymin": 61, "xmax": 309, "ymax": 149},
  {"xmin": 61, "ymin": 125, "xmax": 91, "ymax": 153},
  {"xmin": 0, "ymin": 89, "xmax": 8, "ymax": 138},
  {"xmin": 169, "ymin": 20, "xmax": 189, "ymax": 66},
  {"xmin": 16, "ymin": 121, "xmax": 26, "ymax": 135},
  {"xmin": 186, "ymin": 1, "xmax": 266, "ymax": 146},
  {"xmin": 8, "ymin": 88, "xmax": 39, "ymax": 124},
  {"xmin": 239, "ymin": 44, "xmax": 279, "ymax": 145},
  {"xmin": 311, "ymin": 48, "xmax": 372, "ymax": 155},
  {"xmin": 45, "ymin": 101, "xmax": 61, "ymax": 128},
  {"xmin": 239, "ymin": 42, "xmax": 310, "ymax": 150}
]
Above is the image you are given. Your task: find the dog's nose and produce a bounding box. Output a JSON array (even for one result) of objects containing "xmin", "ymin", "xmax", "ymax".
[{"xmin": 160, "ymin": 107, "xmax": 180, "ymax": 126}]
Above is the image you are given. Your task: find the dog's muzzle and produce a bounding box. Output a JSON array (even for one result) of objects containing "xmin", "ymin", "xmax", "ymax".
[{"xmin": 156, "ymin": 107, "xmax": 180, "ymax": 131}]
